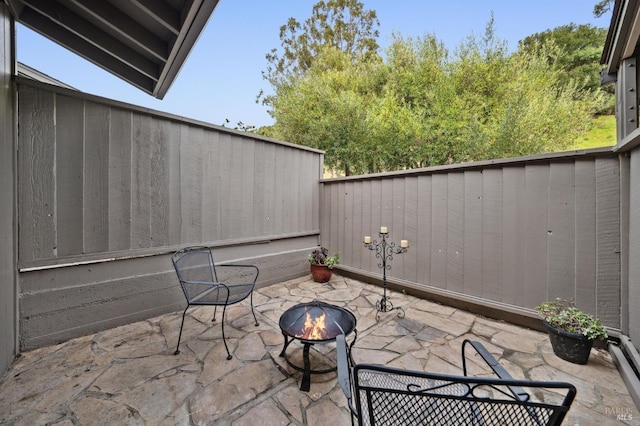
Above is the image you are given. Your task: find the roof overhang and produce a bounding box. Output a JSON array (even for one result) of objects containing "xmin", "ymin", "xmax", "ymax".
[
  {"xmin": 601, "ymin": 0, "xmax": 640, "ymax": 75},
  {"xmin": 4, "ymin": 0, "xmax": 219, "ymax": 99}
]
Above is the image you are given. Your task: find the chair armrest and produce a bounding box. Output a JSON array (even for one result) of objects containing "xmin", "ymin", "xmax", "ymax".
[
  {"xmin": 337, "ymin": 334, "xmax": 358, "ymax": 418},
  {"xmin": 462, "ymin": 339, "xmax": 530, "ymax": 402},
  {"xmin": 215, "ymin": 264, "xmax": 259, "ymax": 284},
  {"xmin": 337, "ymin": 334, "xmax": 351, "ymax": 399},
  {"xmin": 180, "ymin": 280, "xmax": 230, "ymax": 303}
]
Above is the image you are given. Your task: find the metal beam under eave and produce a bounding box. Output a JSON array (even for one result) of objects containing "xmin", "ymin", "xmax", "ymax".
[
  {"xmin": 130, "ymin": 0, "xmax": 181, "ymax": 36},
  {"xmin": 19, "ymin": 8, "xmax": 155, "ymax": 94},
  {"xmin": 67, "ymin": 0, "xmax": 169, "ymax": 63},
  {"xmin": 153, "ymin": 0, "xmax": 218, "ymax": 98},
  {"xmin": 21, "ymin": 0, "xmax": 160, "ymax": 80}
]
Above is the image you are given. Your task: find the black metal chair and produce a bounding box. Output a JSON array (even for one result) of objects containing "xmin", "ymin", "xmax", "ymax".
[
  {"xmin": 172, "ymin": 246, "xmax": 259, "ymax": 360},
  {"xmin": 336, "ymin": 334, "xmax": 576, "ymax": 425}
]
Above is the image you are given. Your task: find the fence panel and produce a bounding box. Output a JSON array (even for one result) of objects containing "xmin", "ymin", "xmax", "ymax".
[{"xmin": 321, "ymin": 153, "xmax": 621, "ymax": 326}]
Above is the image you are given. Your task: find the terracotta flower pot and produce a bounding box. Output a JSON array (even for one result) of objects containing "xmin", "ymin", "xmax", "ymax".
[{"xmin": 310, "ymin": 264, "xmax": 332, "ymax": 283}]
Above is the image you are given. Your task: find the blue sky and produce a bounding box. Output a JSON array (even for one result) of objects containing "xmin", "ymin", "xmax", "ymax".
[{"xmin": 16, "ymin": 1, "xmax": 612, "ymax": 129}]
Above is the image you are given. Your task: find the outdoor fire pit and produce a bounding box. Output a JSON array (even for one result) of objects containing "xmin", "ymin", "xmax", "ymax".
[{"xmin": 279, "ymin": 301, "xmax": 357, "ymax": 391}]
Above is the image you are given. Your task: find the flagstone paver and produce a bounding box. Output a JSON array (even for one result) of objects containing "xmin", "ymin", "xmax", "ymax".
[{"xmin": 0, "ymin": 273, "xmax": 638, "ymax": 425}]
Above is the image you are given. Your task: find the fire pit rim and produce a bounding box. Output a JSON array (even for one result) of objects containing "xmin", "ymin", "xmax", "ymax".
[{"xmin": 279, "ymin": 300, "xmax": 357, "ymax": 343}]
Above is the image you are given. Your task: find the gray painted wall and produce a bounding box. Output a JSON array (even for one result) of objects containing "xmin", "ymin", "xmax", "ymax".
[
  {"xmin": 0, "ymin": 4, "xmax": 16, "ymax": 375},
  {"xmin": 321, "ymin": 153, "xmax": 622, "ymax": 328},
  {"xmin": 16, "ymin": 81, "xmax": 323, "ymax": 350}
]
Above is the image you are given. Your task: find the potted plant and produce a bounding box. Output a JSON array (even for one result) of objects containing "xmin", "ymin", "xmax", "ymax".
[
  {"xmin": 535, "ymin": 298, "xmax": 608, "ymax": 364},
  {"xmin": 308, "ymin": 247, "xmax": 339, "ymax": 283}
]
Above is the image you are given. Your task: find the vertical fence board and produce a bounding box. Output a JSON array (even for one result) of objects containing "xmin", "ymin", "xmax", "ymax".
[
  {"xmin": 524, "ymin": 163, "xmax": 549, "ymax": 307},
  {"xmin": 201, "ymin": 129, "xmax": 217, "ymax": 242},
  {"xmin": 300, "ymin": 151, "xmax": 312, "ymax": 232},
  {"xmin": 280, "ymin": 146, "xmax": 294, "ymax": 235},
  {"xmin": 416, "ymin": 175, "xmax": 432, "ymax": 286},
  {"xmin": 404, "ymin": 176, "xmax": 418, "ymax": 283},
  {"xmin": 391, "ymin": 178, "xmax": 406, "ymax": 278},
  {"xmin": 167, "ymin": 122, "xmax": 182, "ymax": 245},
  {"xmin": 150, "ymin": 118, "xmax": 170, "ymax": 247},
  {"xmin": 502, "ymin": 167, "xmax": 526, "ymax": 305},
  {"xmin": 263, "ymin": 142, "xmax": 276, "ymax": 235},
  {"xmin": 217, "ymin": 131, "xmax": 233, "ymax": 240},
  {"xmin": 342, "ymin": 181, "xmax": 354, "ymax": 265},
  {"xmin": 595, "ymin": 157, "xmax": 621, "ymax": 324},
  {"xmin": 431, "ymin": 174, "xmax": 448, "ymax": 288},
  {"xmin": 380, "ymin": 179, "xmax": 393, "ymax": 231},
  {"xmin": 463, "ymin": 170, "xmax": 483, "ymax": 297},
  {"xmin": 273, "ymin": 145, "xmax": 285, "ymax": 236},
  {"xmin": 241, "ymin": 136, "xmax": 255, "ymax": 238},
  {"xmin": 18, "ymin": 87, "xmax": 56, "ymax": 261},
  {"xmin": 361, "ymin": 180, "xmax": 373, "ymax": 271},
  {"xmin": 547, "ymin": 162, "xmax": 576, "ymax": 300},
  {"xmin": 56, "ymin": 95, "xmax": 84, "ymax": 256},
  {"xmin": 180, "ymin": 124, "xmax": 203, "ymax": 243},
  {"xmin": 83, "ymin": 102, "xmax": 110, "ymax": 254},
  {"xmin": 447, "ymin": 173, "xmax": 464, "ymax": 293},
  {"xmin": 574, "ymin": 160, "xmax": 597, "ymax": 312},
  {"xmin": 229, "ymin": 133, "xmax": 244, "ymax": 238},
  {"xmin": 108, "ymin": 109, "xmax": 132, "ymax": 251},
  {"xmin": 369, "ymin": 179, "xmax": 383, "ymax": 271},
  {"xmin": 253, "ymin": 141, "xmax": 266, "ymax": 237},
  {"xmin": 482, "ymin": 168, "xmax": 503, "ymax": 300},
  {"xmin": 130, "ymin": 114, "xmax": 152, "ymax": 248},
  {"xmin": 329, "ymin": 183, "xmax": 341, "ymax": 251}
]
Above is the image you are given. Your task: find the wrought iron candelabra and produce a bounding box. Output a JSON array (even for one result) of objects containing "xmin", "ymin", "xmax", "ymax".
[{"xmin": 363, "ymin": 228, "xmax": 409, "ymax": 321}]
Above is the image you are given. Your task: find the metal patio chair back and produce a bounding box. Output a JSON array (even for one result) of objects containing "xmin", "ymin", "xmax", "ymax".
[
  {"xmin": 172, "ymin": 246, "xmax": 259, "ymax": 360},
  {"xmin": 337, "ymin": 335, "xmax": 576, "ymax": 425}
]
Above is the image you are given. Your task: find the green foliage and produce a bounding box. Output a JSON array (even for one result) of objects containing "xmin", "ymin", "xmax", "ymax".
[
  {"xmin": 262, "ymin": 0, "xmax": 379, "ymax": 88},
  {"xmin": 266, "ymin": 17, "xmax": 605, "ymax": 174},
  {"xmin": 535, "ymin": 299, "xmax": 608, "ymax": 340},
  {"xmin": 593, "ymin": 0, "xmax": 613, "ymax": 17},
  {"xmin": 308, "ymin": 246, "xmax": 340, "ymax": 268},
  {"xmin": 518, "ymin": 24, "xmax": 613, "ymax": 114},
  {"xmin": 222, "ymin": 119, "xmax": 257, "ymax": 133},
  {"xmin": 571, "ymin": 115, "xmax": 616, "ymax": 149}
]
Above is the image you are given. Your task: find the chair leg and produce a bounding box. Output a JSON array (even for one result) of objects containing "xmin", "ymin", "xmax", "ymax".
[
  {"xmin": 174, "ymin": 305, "xmax": 189, "ymax": 355},
  {"xmin": 250, "ymin": 291, "xmax": 259, "ymax": 326},
  {"xmin": 212, "ymin": 305, "xmax": 218, "ymax": 322},
  {"xmin": 220, "ymin": 305, "xmax": 232, "ymax": 360}
]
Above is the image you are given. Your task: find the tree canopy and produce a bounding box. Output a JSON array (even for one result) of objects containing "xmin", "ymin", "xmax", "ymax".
[
  {"xmin": 260, "ymin": 3, "xmax": 609, "ymax": 176},
  {"xmin": 519, "ymin": 24, "xmax": 612, "ymax": 113},
  {"xmin": 261, "ymin": 0, "xmax": 379, "ymax": 92}
]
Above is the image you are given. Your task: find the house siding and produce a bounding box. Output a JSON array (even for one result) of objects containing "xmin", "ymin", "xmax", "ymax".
[{"xmin": 0, "ymin": 4, "xmax": 17, "ymax": 375}]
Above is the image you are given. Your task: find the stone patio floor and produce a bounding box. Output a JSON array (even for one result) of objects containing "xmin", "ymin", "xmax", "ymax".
[{"xmin": 1, "ymin": 274, "xmax": 638, "ymax": 425}]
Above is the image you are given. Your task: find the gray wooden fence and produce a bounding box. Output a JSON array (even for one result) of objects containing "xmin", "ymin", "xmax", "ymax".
[
  {"xmin": 14, "ymin": 79, "xmax": 625, "ymax": 350},
  {"xmin": 321, "ymin": 152, "xmax": 622, "ymax": 329},
  {"xmin": 17, "ymin": 81, "xmax": 323, "ymax": 349}
]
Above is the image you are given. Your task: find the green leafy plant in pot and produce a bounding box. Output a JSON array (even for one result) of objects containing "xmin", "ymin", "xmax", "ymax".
[
  {"xmin": 308, "ymin": 247, "xmax": 339, "ymax": 283},
  {"xmin": 535, "ymin": 299, "xmax": 608, "ymax": 364}
]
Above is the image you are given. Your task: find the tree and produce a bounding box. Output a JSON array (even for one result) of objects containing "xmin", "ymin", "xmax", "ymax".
[
  {"xmin": 267, "ymin": 19, "xmax": 604, "ymax": 175},
  {"xmin": 518, "ymin": 24, "xmax": 612, "ymax": 113},
  {"xmin": 261, "ymin": 0, "xmax": 379, "ymax": 107},
  {"xmin": 593, "ymin": 0, "xmax": 613, "ymax": 17}
]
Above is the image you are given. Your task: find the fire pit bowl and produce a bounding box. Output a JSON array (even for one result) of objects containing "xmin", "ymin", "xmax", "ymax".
[{"xmin": 279, "ymin": 301, "xmax": 357, "ymax": 391}]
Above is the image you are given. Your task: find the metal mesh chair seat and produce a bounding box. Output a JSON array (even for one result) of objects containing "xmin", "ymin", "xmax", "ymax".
[
  {"xmin": 337, "ymin": 335, "xmax": 576, "ymax": 425},
  {"xmin": 172, "ymin": 246, "xmax": 259, "ymax": 360}
]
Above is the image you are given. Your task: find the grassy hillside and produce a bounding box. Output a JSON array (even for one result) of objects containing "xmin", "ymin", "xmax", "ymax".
[{"xmin": 570, "ymin": 115, "xmax": 616, "ymax": 150}]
